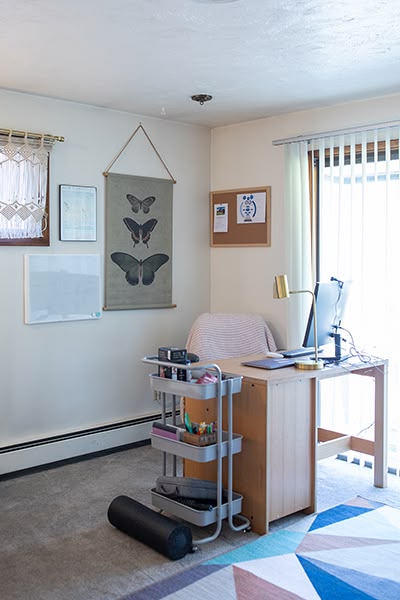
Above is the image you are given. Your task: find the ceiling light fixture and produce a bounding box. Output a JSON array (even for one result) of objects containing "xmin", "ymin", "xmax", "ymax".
[
  {"xmin": 191, "ymin": 94, "xmax": 213, "ymax": 105},
  {"xmin": 193, "ymin": 0, "xmax": 240, "ymax": 4}
]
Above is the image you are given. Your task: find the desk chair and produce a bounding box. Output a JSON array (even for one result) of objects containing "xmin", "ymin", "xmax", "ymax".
[
  {"xmin": 186, "ymin": 312, "xmax": 277, "ymax": 361},
  {"xmin": 181, "ymin": 312, "xmax": 277, "ymax": 419}
]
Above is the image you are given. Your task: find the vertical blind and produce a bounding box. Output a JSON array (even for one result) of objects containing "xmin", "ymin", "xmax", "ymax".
[{"xmin": 308, "ymin": 126, "xmax": 400, "ymax": 466}]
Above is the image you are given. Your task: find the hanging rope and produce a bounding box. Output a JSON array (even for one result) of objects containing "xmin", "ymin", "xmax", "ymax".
[{"xmin": 103, "ymin": 123, "xmax": 176, "ymax": 183}]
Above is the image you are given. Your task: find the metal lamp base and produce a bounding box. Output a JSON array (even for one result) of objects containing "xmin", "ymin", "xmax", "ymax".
[{"xmin": 295, "ymin": 359, "xmax": 324, "ymax": 370}]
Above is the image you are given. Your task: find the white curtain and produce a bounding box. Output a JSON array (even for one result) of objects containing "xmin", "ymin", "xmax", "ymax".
[
  {"xmin": 311, "ymin": 126, "xmax": 400, "ymax": 466},
  {"xmin": 0, "ymin": 133, "xmax": 50, "ymax": 239},
  {"xmin": 283, "ymin": 141, "xmax": 314, "ymax": 349},
  {"xmin": 315, "ymin": 128, "xmax": 400, "ymax": 354}
]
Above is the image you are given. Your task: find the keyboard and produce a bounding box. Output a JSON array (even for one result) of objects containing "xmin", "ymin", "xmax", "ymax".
[{"xmin": 281, "ymin": 348, "xmax": 320, "ymax": 358}]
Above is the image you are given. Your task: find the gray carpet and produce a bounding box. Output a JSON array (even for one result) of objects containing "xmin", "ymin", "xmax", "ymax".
[{"xmin": 1, "ymin": 443, "xmax": 400, "ymax": 600}]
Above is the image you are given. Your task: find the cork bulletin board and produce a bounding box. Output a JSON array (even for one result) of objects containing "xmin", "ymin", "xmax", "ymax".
[{"xmin": 210, "ymin": 186, "xmax": 271, "ymax": 247}]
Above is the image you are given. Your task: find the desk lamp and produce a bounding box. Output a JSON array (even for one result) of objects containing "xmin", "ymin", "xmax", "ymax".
[{"xmin": 275, "ymin": 274, "xmax": 324, "ymax": 370}]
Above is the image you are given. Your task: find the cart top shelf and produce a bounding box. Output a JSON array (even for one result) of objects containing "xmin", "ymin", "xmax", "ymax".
[
  {"xmin": 148, "ymin": 372, "xmax": 242, "ymax": 398},
  {"xmin": 142, "ymin": 356, "xmax": 242, "ymax": 399}
]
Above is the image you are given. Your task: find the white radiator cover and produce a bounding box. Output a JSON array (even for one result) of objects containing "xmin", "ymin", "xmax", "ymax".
[{"xmin": 0, "ymin": 419, "xmax": 154, "ymax": 475}]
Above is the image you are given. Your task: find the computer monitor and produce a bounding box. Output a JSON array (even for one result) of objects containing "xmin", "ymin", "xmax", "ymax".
[{"xmin": 303, "ymin": 277, "xmax": 351, "ymax": 362}]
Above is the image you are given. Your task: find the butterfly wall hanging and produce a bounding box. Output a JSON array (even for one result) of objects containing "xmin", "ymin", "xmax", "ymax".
[{"xmin": 104, "ymin": 172, "xmax": 173, "ymax": 309}]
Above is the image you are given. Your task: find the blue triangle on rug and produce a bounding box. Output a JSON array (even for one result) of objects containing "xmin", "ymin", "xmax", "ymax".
[
  {"xmin": 205, "ymin": 529, "xmax": 305, "ymax": 565},
  {"xmin": 308, "ymin": 502, "xmax": 382, "ymax": 532},
  {"xmin": 299, "ymin": 555, "xmax": 400, "ymax": 600}
]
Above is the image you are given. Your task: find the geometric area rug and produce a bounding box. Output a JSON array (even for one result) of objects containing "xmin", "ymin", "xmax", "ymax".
[{"xmin": 122, "ymin": 496, "xmax": 400, "ymax": 599}]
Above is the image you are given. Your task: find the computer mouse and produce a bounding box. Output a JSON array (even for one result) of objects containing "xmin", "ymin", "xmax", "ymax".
[{"xmin": 265, "ymin": 351, "xmax": 284, "ymax": 358}]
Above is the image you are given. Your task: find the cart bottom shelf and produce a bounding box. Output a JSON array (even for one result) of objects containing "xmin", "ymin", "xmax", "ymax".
[{"xmin": 151, "ymin": 488, "xmax": 243, "ymax": 527}]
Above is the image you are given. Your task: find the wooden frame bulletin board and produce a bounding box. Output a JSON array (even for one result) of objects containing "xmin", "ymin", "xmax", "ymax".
[{"xmin": 210, "ymin": 186, "xmax": 271, "ymax": 247}]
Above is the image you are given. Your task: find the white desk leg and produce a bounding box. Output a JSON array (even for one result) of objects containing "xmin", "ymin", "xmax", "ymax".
[{"xmin": 374, "ymin": 363, "xmax": 388, "ymax": 488}]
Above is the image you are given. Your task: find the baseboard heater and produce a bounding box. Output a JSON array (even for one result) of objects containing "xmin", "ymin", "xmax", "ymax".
[{"xmin": 0, "ymin": 411, "xmax": 174, "ymax": 476}]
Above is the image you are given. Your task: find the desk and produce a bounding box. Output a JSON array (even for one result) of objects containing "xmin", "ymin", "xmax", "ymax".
[{"xmin": 184, "ymin": 355, "xmax": 388, "ymax": 535}]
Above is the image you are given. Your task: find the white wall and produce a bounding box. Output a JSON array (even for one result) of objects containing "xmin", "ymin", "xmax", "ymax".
[
  {"xmin": 0, "ymin": 90, "xmax": 211, "ymax": 454},
  {"xmin": 210, "ymin": 92, "xmax": 400, "ymax": 350},
  {"xmin": 3, "ymin": 88, "xmax": 399, "ymax": 470}
]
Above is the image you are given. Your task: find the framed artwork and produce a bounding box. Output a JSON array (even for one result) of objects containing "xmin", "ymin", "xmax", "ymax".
[
  {"xmin": 59, "ymin": 184, "xmax": 97, "ymax": 241},
  {"xmin": 210, "ymin": 186, "xmax": 271, "ymax": 247}
]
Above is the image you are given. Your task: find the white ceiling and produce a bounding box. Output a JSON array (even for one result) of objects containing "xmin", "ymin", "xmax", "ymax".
[{"xmin": 1, "ymin": 0, "xmax": 400, "ymax": 128}]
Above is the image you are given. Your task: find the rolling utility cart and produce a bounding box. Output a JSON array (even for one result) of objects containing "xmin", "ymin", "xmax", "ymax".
[{"xmin": 142, "ymin": 356, "xmax": 251, "ymax": 546}]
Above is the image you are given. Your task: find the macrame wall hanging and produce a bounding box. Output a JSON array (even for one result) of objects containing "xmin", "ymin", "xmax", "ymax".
[
  {"xmin": 0, "ymin": 132, "xmax": 50, "ymax": 240},
  {"xmin": 103, "ymin": 123, "xmax": 177, "ymax": 310}
]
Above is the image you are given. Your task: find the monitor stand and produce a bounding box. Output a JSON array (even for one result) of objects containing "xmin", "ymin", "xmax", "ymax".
[{"xmin": 319, "ymin": 333, "xmax": 350, "ymax": 364}]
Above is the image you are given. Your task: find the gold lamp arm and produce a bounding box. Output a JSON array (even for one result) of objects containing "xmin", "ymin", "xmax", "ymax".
[{"xmin": 274, "ymin": 274, "xmax": 323, "ymax": 370}]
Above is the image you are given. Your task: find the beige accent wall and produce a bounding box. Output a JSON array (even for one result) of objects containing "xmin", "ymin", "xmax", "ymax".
[{"xmin": 210, "ymin": 93, "xmax": 400, "ymax": 349}]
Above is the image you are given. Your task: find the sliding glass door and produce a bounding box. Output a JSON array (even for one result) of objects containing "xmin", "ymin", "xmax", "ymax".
[{"xmin": 314, "ymin": 133, "xmax": 400, "ymax": 469}]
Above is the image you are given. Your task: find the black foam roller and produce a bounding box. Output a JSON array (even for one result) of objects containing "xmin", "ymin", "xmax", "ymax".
[{"xmin": 107, "ymin": 495, "xmax": 192, "ymax": 560}]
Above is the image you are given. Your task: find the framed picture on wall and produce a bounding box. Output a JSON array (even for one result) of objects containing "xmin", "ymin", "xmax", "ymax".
[{"xmin": 59, "ymin": 184, "xmax": 97, "ymax": 241}]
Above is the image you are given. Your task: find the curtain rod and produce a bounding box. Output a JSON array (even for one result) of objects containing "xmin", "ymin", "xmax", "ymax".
[
  {"xmin": 272, "ymin": 119, "xmax": 400, "ymax": 146},
  {"xmin": 0, "ymin": 128, "xmax": 64, "ymax": 143}
]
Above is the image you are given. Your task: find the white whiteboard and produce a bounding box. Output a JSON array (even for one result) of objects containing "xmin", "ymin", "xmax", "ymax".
[{"xmin": 24, "ymin": 254, "xmax": 102, "ymax": 324}]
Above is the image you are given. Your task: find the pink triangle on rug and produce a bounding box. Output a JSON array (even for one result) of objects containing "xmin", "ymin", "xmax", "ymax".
[
  {"xmin": 345, "ymin": 496, "xmax": 379, "ymax": 509},
  {"xmin": 233, "ymin": 565, "xmax": 305, "ymax": 600}
]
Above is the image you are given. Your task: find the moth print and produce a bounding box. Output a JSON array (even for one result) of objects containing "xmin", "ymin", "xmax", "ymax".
[{"xmin": 126, "ymin": 194, "xmax": 156, "ymax": 214}]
